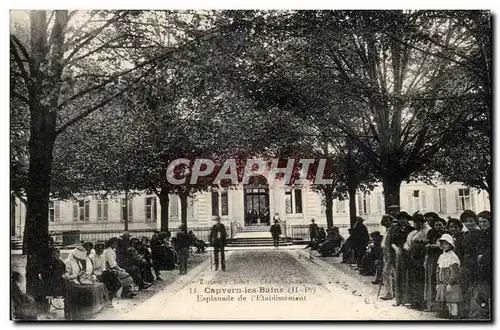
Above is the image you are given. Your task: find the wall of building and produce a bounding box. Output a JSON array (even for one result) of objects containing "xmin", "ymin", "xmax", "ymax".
[{"xmin": 11, "ymin": 180, "xmax": 490, "ymax": 238}]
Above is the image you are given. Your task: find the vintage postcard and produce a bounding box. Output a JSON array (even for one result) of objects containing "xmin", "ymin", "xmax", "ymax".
[{"xmin": 10, "ymin": 9, "xmax": 491, "ymax": 321}]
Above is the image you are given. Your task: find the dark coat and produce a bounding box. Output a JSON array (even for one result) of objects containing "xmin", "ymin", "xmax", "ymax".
[
  {"xmin": 309, "ymin": 223, "xmax": 319, "ymax": 240},
  {"xmin": 175, "ymin": 231, "xmax": 191, "ymax": 249},
  {"xmin": 392, "ymin": 225, "xmax": 415, "ymax": 248},
  {"xmin": 351, "ymin": 221, "xmax": 370, "ymax": 247},
  {"xmin": 209, "ymin": 223, "xmax": 227, "ymax": 247},
  {"xmin": 270, "ymin": 223, "xmax": 282, "ymax": 236}
]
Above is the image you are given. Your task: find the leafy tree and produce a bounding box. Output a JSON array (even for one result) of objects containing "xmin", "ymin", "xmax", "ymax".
[
  {"xmin": 10, "ymin": 9, "xmax": 229, "ymax": 298},
  {"xmin": 215, "ymin": 10, "xmax": 490, "ymax": 213}
]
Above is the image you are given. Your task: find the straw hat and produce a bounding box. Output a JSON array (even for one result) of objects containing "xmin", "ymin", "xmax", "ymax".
[
  {"xmin": 72, "ymin": 246, "xmax": 87, "ymax": 260},
  {"xmin": 438, "ymin": 233, "xmax": 455, "ymax": 248}
]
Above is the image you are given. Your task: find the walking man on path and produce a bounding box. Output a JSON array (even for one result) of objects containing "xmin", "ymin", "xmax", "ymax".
[
  {"xmin": 309, "ymin": 219, "xmax": 319, "ymax": 244},
  {"xmin": 209, "ymin": 216, "xmax": 227, "ymax": 271},
  {"xmin": 175, "ymin": 224, "xmax": 190, "ymax": 275},
  {"xmin": 270, "ymin": 219, "xmax": 282, "ymax": 249}
]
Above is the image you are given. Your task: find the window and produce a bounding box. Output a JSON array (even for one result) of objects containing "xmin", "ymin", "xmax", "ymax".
[
  {"xmin": 120, "ymin": 198, "xmax": 133, "ymax": 222},
  {"xmin": 285, "ymin": 189, "xmax": 303, "ymax": 214},
  {"xmin": 73, "ymin": 200, "xmax": 89, "ymax": 221},
  {"xmin": 211, "ymin": 191, "xmax": 229, "ymax": 217},
  {"xmin": 285, "ymin": 190, "xmax": 292, "ymax": 214},
  {"xmin": 294, "ymin": 190, "xmax": 303, "ymax": 214},
  {"xmin": 221, "ymin": 191, "xmax": 228, "ymax": 216},
  {"xmin": 211, "ymin": 191, "xmax": 219, "ymax": 216},
  {"xmin": 433, "ymin": 189, "xmax": 447, "ymax": 214},
  {"xmin": 357, "ymin": 193, "xmax": 371, "ymax": 215},
  {"xmin": 408, "ymin": 190, "xmax": 427, "ymax": 213},
  {"xmin": 97, "ymin": 200, "xmax": 108, "ymax": 221},
  {"xmin": 145, "ymin": 197, "xmax": 157, "ymax": 222},
  {"xmin": 170, "ymin": 195, "xmax": 179, "ymax": 218},
  {"xmin": 456, "ymin": 188, "xmax": 474, "ymax": 211},
  {"xmin": 336, "ymin": 199, "xmax": 346, "ymax": 213},
  {"xmin": 49, "ymin": 201, "xmax": 60, "ymax": 222},
  {"xmin": 376, "ymin": 192, "xmax": 384, "ymax": 214}
]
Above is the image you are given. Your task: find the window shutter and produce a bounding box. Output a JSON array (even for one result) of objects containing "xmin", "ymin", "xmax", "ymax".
[
  {"xmin": 144, "ymin": 198, "xmax": 148, "ymax": 221},
  {"xmin": 407, "ymin": 191, "xmax": 413, "ymax": 213},
  {"xmin": 376, "ymin": 193, "xmax": 383, "ymax": 214},
  {"xmin": 73, "ymin": 203, "xmax": 78, "ymax": 221},
  {"xmin": 97, "ymin": 201, "xmax": 102, "ymax": 221},
  {"xmin": 357, "ymin": 194, "xmax": 363, "ymax": 215},
  {"xmin": 152, "ymin": 198, "xmax": 157, "ymax": 221},
  {"xmin": 366, "ymin": 194, "xmax": 371, "ymax": 214},
  {"xmin": 433, "ymin": 189, "xmax": 440, "ymax": 212},
  {"xmin": 455, "ymin": 190, "xmax": 460, "ymax": 212},
  {"xmin": 84, "ymin": 201, "xmax": 90, "ymax": 221},
  {"xmin": 421, "ymin": 190, "xmax": 427, "ymax": 212},
  {"xmin": 440, "ymin": 189, "xmax": 447, "ymax": 214},
  {"xmin": 470, "ymin": 189, "xmax": 475, "ymax": 211},
  {"xmin": 336, "ymin": 199, "xmax": 340, "ymax": 214},
  {"xmin": 103, "ymin": 200, "xmax": 108, "ymax": 221},
  {"xmin": 128, "ymin": 199, "xmax": 133, "ymax": 221},
  {"xmin": 54, "ymin": 201, "xmax": 60, "ymax": 222},
  {"xmin": 170, "ymin": 195, "xmax": 179, "ymax": 218}
]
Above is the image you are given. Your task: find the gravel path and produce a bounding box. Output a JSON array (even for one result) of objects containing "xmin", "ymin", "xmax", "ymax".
[{"xmin": 105, "ymin": 249, "xmax": 439, "ymax": 321}]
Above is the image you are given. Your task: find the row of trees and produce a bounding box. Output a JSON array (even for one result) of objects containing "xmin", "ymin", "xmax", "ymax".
[{"xmin": 11, "ymin": 10, "xmax": 491, "ymax": 298}]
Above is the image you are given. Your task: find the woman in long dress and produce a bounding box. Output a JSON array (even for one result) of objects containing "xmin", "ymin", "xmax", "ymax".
[
  {"xmin": 404, "ymin": 213, "xmax": 429, "ymax": 310},
  {"xmin": 63, "ymin": 246, "xmax": 110, "ymax": 320},
  {"xmin": 91, "ymin": 242, "xmax": 122, "ymax": 300},
  {"xmin": 103, "ymin": 238, "xmax": 136, "ymax": 298},
  {"xmin": 468, "ymin": 211, "xmax": 491, "ymax": 320},
  {"xmin": 424, "ymin": 217, "xmax": 447, "ymax": 312},
  {"xmin": 459, "ymin": 210, "xmax": 480, "ymax": 319}
]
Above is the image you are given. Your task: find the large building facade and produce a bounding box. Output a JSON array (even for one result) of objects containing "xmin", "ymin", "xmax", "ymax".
[{"xmin": 11, "ymin": 178, "xmax": 490, "ymax": 238}]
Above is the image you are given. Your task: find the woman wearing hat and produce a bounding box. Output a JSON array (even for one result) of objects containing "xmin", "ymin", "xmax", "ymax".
[
  {"xmin": 468, "ymin": 211, "xmax": 491, "ymax": 320},
  {"xmin": 436, "ymin": 233, "xmax": 461, "ymax": 319},
  {"xmin": 62, "ymin": 245, "xmax": 110, "ymax": 320},
  {"xmin": 404, "ymin": 213, "xmax": 429, "ymax": 310},
  {"xmin": 424, "ymin": 217, "xmax": 448, "ymax": 312},
  {"xmin": 458, "ymin": 210, "xmax": 480, "ymax": 318},
  {"xmin": 391, "ymin": 212, "xmax": 414, "ymax": 306}
]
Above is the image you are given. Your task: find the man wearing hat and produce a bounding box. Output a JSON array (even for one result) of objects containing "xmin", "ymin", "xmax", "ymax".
[
  {"xmin": 116, "ymin": 231, "xmax": 131, "ymax": 266},
  {"xmin": 391, "ymin": 211, "xmax": 415, "ymax": 306},
  {"xmin": 378, "ymin": 215, "xmax": 396, "ymax": 289},
  {"xmin": 404, "ymin": 212, "xmax": 429, "ymax": 310},
  {"xmin": 209, "ymin": 216, "xmax": 227, "ymax": 271},
  {"xmin": 350, "ymin": 217, "xmax": 370, "ymax": 268},
  {"xmin": 270, "ymin": 219, "xmax": 282, "ymax": 249}
]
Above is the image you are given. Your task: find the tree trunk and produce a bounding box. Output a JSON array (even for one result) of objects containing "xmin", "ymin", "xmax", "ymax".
[
  {"xmin": 348, "ymin": 187, "xmax": 357, "ymax": 227},
  {"xmin": 179, "ymin": 192, "xmax": 188, "ymax": 231},
  {"xmin": 324, "ymin": 188, "xmax": 334, "ymax": 230},
  {"xmin": 382, "ymin": 176, "xmax": 402, "ymax": 214},
  {"xmin": 159, "ymin": 187, "xmax": 170, "ymax": 232},
  {"xmin": 25, "ymin": 124, "xmax": 55, "ymax": 300},
  {"xmin": 346, "ymin": 145, "xmax": 357, "ymax": 227},
  {"xmin": 124, "ymin": 190, "xmax": 129, "ymax": 231},
  {"xmin": 11, "ymin": 193, "xmax": 16, "ymax": 237}
]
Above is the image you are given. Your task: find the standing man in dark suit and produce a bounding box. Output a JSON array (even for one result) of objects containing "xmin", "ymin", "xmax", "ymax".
[
  {"xmin": 270, "ymin": 219, "xmax": 282, "ymax": 249},
  {"xmin": 309, "ymin": 219, "xmax": 319, "ymax": 244},
  {"xmin": 209, "ymin": 216, "xmax": 227, "ymax": 271},
  {"xmin": 175, "ymin": 224, "xmax": 190, "ymax": 275}
]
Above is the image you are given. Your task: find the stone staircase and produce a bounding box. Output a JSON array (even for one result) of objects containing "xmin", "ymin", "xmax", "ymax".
[{"xmin": 226, "ymin": 225, "xmax": 293, "ymax": 247}]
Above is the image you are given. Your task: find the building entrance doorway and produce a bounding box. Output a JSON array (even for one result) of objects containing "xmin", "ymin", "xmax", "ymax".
[{"xmin": 243, "ymin": 177, "xmax": 270, "ymax": 226}]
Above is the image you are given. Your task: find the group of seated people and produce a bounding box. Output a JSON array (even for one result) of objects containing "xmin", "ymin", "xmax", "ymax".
[
  {"xmin": 335, "ymin": 208, "xmax": 491, "ymax": 320},
  {"xmin": 306, "ymin": 224, "xmax": 344, "ymax": 257},
  {"xmin": 13, "ymin": 229, "xmax": 208, "ymax": 320}
]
